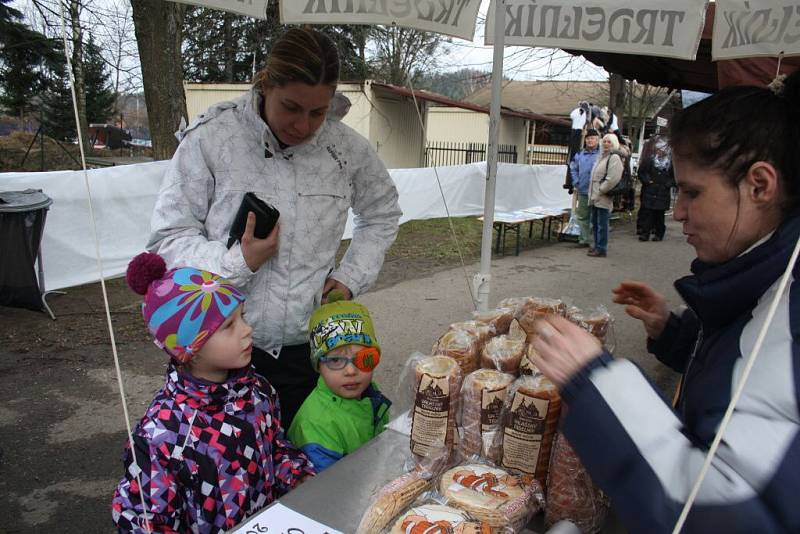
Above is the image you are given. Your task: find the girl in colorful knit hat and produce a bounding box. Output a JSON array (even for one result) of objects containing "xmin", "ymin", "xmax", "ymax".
[
  {"xmin": 287, "ymin": 293, "xmax": 391, "ymax": 471},
  {"xmin": 112, "ymin": 253, "xmax": 315, "ymax": 533}
]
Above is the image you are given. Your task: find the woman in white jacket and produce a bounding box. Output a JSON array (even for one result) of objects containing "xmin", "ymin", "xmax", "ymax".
[
  {"xmin": 587, "ymin": 133, "xmax": 623, "ymax": 257},
  {"xmin": 147, "ymin": 28, "xmax": 402, "ymax": 427}
]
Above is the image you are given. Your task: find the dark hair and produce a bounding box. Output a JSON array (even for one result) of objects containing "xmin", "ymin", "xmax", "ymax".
[
  {"xmin": 585, "ymin": 128, "xmax": 600, "ymax": 137},
  {"xmin": 669, "ymin": 70, "xmax": 800, "ymax": 213},
  {"xmin": 253, "ymin": 28, "xmax": 339, "ymax": 92}
]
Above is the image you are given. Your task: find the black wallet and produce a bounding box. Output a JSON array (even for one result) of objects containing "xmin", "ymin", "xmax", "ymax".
[{"xmin": 227, "ymin": 192, "xmax": 280, "ymax": 248}]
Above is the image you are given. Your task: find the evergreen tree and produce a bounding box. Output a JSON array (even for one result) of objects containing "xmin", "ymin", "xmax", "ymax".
[
  {"xmin": 83, "ymin": 35, "xmax": 116, "ymax": 124},
  {"xmin": 0, "ymin": 0, "xmax": 62, "ymax": 118},
  {"xmin": 40, "ymin": 59, "xmax": 76, "ymax": 141}
]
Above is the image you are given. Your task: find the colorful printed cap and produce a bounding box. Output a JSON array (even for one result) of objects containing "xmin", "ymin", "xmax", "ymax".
[
  {"xmin": 308, "ymin": 298, "xmax": 379, "ymax": 372},
  {"xmin": 126, "ymin": 252, "xmax": 246, "ymax": 362}
]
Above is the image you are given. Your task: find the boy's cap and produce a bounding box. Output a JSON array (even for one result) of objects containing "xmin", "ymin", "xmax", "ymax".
[
  {"xmin": 308, "ymin": 296, "xmax": 379, "ymax": 372},
  {"xmin": 126, "ymin": 252, "xmax": 246, "ymax": 363}
]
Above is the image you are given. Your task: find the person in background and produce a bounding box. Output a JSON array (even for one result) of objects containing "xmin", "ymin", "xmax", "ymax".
[
  {"xmin": 637, "ymin": 134, "xmax": 675, "ymax": 241},
  {"xmin": 288, "ymin": 293, "xmax": 390, "ymax": 472},
  {"xmin": 587, "ymin": 133, "xmax": 623, "ymax": 257},
  {"xmin": 528, "ymin": 71, "xmax": 800, "ymax": 533},
  {"xmin": 568, "ymin": 129, "xmax": 601, "ymax": 248},
  {"xmin": 112, "ymin": 253, "xmax": 314, "ymax": 533},
  {"xmin": 147, "ymin": 28, "xmax": 402, "ymax": 429},
  {"xmin": 564, "ymin": 100, "xmax": 590, "ymax": 193}
]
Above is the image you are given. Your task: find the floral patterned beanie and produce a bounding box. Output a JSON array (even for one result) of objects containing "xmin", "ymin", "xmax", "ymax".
[{"xmin": 126, "ymin": 252, "xmax": 246, "ymax": 363}]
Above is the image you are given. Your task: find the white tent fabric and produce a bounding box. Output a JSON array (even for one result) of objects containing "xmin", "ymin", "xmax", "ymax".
[{"xmin": 1, "ymin": 161, "xmax": 567, "ymax": 291}]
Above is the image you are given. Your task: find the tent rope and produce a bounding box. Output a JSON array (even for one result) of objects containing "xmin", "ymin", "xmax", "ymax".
[
  {"xmin": 404, "ymin": 73, "xmax": 478, "ymax": 310},
  {"xmin": 671, "ymin": 232, "xmax": 800, "ymax": 533},
  {"xmin": 58, "ymin": 5, "xmax": 152, "ymax": 532}
]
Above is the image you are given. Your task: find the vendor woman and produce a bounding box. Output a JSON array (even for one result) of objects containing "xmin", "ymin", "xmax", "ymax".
[
  {"xmin": 147, "ymin": 28, "xmax": 401, "ymax": 428},
  {"xmin": 530, "ymin": 71, "xmax": 800, "ymax": 532}
]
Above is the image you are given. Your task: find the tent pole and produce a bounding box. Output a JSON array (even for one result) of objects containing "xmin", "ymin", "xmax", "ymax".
[{"xmin": 475, "ymin": 0, "xmax": 506, "ymax": 312}]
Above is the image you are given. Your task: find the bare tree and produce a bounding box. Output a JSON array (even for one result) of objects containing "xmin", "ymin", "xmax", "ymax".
[
  {"xmin": 368, "ymin": 25, "xmax": 447, "ymax": 85},
  {"xmin": 130, "ymin": 0, "xmax": 186, "ymax": 160}
]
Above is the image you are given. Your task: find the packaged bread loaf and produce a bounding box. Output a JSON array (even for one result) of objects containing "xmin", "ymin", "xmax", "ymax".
[
  {"xmin": 545, "ymin": 432, "xmax": 609, "ymax": 534},
  {"xmin": 498, "ymin": 374, "xmax": 562, "ymax": 485},
  {"xmin": 460, "ymin": 369, "xmax": 515, "ymax": 462},
  {"xmin": 506, "ymin": 318, "xmax": 526, "ymax": 342},
  {"xmin": 439, "ymin": 463, "xmax": 542, "ymax": 531},
  {"xmin": 473, "ymin": 307, "xmax": 514, "ymax": 335},
  {"xmin": 411, "ymin": 355, "xmax": 462, "ymax": 459},
  {"xmin": 516, "ymin": 297, "xmax": 567, "ymax": 340},
  {"xmin": 496, "ymin": 297, "xmax": 528, "ymax": 315},
  {"xmin": 567, "ymin": 306, "xmax": 612, "ymax": 347},
  {"xmin": 518, "ymin": 343, "xmax": 543, "ymax": 377},
  {"xmin": 449, "ymin": 320, "xmax": 495, "ymax": 343},
  {"xmin": 433, "ymin": 328, "xmax": 481, "ymax": 376},
  {"xmin": 389, "ymin": 503, "xmax": 491, "ymax": 534},
  {"xmin": 356, "ymin": 470, "xmax": 433, "ymax": 534},
  {"xmin": 480, "ymin": 335, "xmax": 525, "ymax": 373}
]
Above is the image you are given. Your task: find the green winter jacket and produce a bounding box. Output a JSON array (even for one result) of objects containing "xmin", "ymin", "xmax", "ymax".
[{"xmin": 287, "ymin": 376, "xmax": 390, "ymax": 471}]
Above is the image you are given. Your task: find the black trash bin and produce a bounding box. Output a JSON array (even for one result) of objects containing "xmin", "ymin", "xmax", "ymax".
[{"xmin": 0, "ymin": 189, "xmax": 53, "ymax": 313}]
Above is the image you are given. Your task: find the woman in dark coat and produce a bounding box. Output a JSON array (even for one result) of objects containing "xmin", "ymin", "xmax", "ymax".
[{"xmin": 637, "ymin": 135, "xmax": 675, "ymax": 241}]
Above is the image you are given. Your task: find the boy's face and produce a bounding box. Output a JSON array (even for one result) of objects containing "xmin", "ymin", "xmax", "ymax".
[
  {"xmin": 319, "ymin": 343, "xmax": 374, "ymax": 399},
  {"xmin": 192, "ymin": 306, "xmax": 253, "ymax": 375}
]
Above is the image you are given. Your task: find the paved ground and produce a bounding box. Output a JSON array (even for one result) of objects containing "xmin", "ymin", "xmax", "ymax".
[{"xmin": 0, "ymin": 216, "xmax": 693, "ymax": 533}]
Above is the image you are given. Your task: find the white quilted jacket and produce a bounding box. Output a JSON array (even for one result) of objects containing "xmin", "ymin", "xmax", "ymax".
[{"xmin": 148, "ymin": 89, "xmax": 401, "ymax": 356}]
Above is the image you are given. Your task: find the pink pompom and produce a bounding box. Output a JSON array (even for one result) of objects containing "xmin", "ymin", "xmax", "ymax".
[{"xmin": 126, "ymin": 252, "xmax": 167, "ymax": 295}]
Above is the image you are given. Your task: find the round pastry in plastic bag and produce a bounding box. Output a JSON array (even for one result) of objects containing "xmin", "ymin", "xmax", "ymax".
[
  {"xmin": 480, "ymin": 335, "xmax": 525, "ymax": 374},
  {"xmin": 389, "ymin": 503, "xmax": 492, "ymax": 534},
  {"xmin": 433, "ymin": 328, "xmax": 481, "ymax": 376},
  {"xmin": 439, "ymin": 463, "xmax": 542, "ymax": 531},
  {"xmin": 473, "ymin": 307, "xmax": 514, "ymax": 336},
  {"xmin": 516, "ymin": 297, "xmax": 567, "ymax": 339},
  {"xmin": 567, "ymin": 305, "xmax": 615, "ymax": 351}
]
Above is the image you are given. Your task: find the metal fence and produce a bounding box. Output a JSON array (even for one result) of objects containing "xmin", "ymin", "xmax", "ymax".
[
  {"xmin": 527, "ymin": 144, "xmax": 570, "ymax": 165},
  {"xmin": 424, "ymin": 141, "xmax": 517, "ymax": 167}
]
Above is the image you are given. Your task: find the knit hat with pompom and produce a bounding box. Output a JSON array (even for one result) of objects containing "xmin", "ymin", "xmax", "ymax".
[{"xmin": 126, "ymin": 252, "xmax": 246, "ymax": 362}]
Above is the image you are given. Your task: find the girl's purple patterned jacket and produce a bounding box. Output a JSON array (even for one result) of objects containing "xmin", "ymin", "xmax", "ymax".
[{"xmin": 112, "ymin": 364, "xmax": 315, "ymax": 533}]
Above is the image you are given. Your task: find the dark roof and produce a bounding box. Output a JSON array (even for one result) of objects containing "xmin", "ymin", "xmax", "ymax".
[{"xmin": 371, "ymin": 82, "xmax": 570, "ymax": 128}]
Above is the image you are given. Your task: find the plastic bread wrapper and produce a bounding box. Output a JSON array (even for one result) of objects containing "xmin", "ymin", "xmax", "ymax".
[
  {"xmin": 448, "ymin": 320, "xmax": 496, "ymax": 343},
  {"xmin": 480, "ymin": 335, "xmax": 525, "ymax": 374},
  {"xmin": 565, "ymin": 304, "xmax": 616, "ymax": 353},
  {"xmin": 472, "ymin": 307, "xmax": 515, "ymax": 335},
  {"xmin": 356, "ymin": 468, "xmax": 436, "ymax": 534},
  {"xmin": 492, "ymin": 374, "xmax": 562, "ymax": 489},
  {"xmin": 432, "ymin": 327, "xmax": 482, "ymax": 376},
  {"xmin": 496, "ymin": 297, "xmax": 529, "ymax": 316},
  {"xmin": 458, "ymin": 368, "xmax": 516, "ymax": 464},
  {"xmin": 515, "ymin": 297, "xmax": 568, "ymax": 340},
  {"xmin": 376, "ymin": 489, "xmax": 512, "ymax": 534},
  {"xmin": 436, "ymin": 460, "xmax": 545, "ymax": 533},
  {"xmin": 544, "ymin": 432, "xmax": 610, "ymax": 534},
  {"xmin": 406, "ymin": 352, "xmax": 464, "ymax": 470}
]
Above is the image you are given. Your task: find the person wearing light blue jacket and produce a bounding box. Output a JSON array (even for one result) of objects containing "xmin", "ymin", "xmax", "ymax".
[{"xmin": 569, "ymin": 129, "xmax": 600, "ymax": 247}]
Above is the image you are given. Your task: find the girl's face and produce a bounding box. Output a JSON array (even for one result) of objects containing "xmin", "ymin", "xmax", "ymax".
[
  {"xmin": 262, "ymin": 82, "xmax": 334, "ymax": 146},
  {"xmin": 672, "ymin": 155, "xmax": 778, "ymax": 264},
  {"xmin": 189, "ymin": 306, "xmax": 253, "ymax": 382}
]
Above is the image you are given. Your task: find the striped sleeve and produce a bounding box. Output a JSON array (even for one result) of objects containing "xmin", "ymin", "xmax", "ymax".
[{"xmin": 561, "ymin": 353, "xmax": 800, "ymax": 533}]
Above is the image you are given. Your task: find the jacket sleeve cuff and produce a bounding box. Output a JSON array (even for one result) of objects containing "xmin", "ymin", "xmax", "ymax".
[
  {"xmin": 221, "ymin": 243, "xmax": 256, "ymax": 286},
  {"xmin": 560, "ymin": 351, "xmax": 615, "ymax": 403},
  {"xmin": 328, "ymin": 268, "xmax": 361, "ymax": 298},
  {"xmin": 646, "ymin": 312, "xmax": 682, "ymax": 355}
]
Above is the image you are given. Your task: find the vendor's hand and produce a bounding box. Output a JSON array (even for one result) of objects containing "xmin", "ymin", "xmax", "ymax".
[
  {"xmin": 321, "ymin": 278, "xmax": 352, "ymax": 303},
  {"xmin": 241, "ymin": 212, "xmax": 280, "ymax": 272},
  {"xmin": 529, "ymin": 315, "xmax": 603, "ymax": 388},
  {"xmin": 611, "ymin": 280, "xmax": 669, "ymax": 340}
]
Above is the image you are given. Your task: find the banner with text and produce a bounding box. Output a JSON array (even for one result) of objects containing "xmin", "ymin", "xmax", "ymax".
[
  {"xmin": 713, "ymin": 0, "xmax": 800, "ymax": 60},
  {"xmin": 279, "ymin": 0, "xmax": 481, "ymax": 41},
  {"xmin": 485, "ymin": 0, "xmax": 707, "ymax": 60},
  {"xmin": 169, "ymin": 0, "xmax": 269, "ymax": 19}
]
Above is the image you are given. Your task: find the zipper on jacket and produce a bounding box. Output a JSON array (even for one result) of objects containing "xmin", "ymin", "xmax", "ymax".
[
  {"xmin": 679, "ymin": 324, "xmax": 703, "ymax": 415},
  {"xmin": 297, "ymin": 192, "xmax": 346, "ymax": 200}
]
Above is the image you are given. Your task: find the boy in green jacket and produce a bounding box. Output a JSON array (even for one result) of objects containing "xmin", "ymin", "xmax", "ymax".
[{"xmin": 288, "ymin": 294, "xmax": 391, "ymax": 471}]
